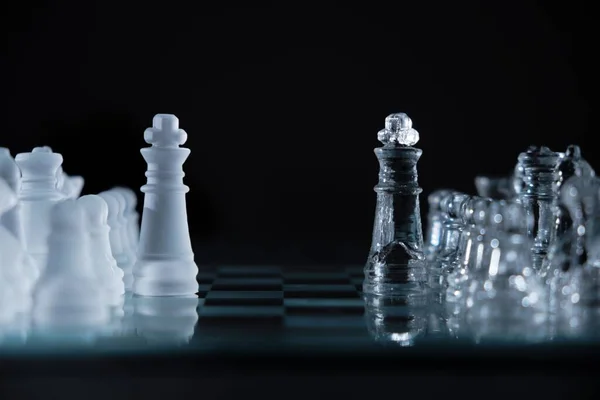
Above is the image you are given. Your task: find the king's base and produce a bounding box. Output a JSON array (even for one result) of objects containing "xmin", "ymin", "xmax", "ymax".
[
  {"xmin": 132, "ymin": 258, "xmax": 199, "ymax": 296},
  {"xmin": 363, "ymin": 257, "xmax": 429, "ymax": 297}
]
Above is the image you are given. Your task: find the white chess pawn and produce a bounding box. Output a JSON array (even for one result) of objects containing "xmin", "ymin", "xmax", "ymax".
[
  {"xmin": 32, "ymin": 199, "xmax": 109, "ymax": 329},
  {"xmin": 108, "ymin": 189, "xmax": 137, "ymax": 268},
  {"xmin": 14, "ymin": 146, "xmax": 65, "ymax": 272},
  {"xmin": 99, "ymin": 191, "xmax": 134, "ymax": 291},
  {"xmin": 78, "ymin": 195, "xmax": 125, "ymax": 307},
  {"xmin": 0, "ymin": 148, "xmax": 40, "ymax": 288},
  {"xmin": 133, "ymin": 114, "xmax": 198, "ymax": 296},
  {"xmin": 112, "ymin": 186, "xmax": 140, "ymax": 252}
]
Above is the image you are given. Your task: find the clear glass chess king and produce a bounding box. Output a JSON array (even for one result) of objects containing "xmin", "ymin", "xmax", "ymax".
[{"xmin": 363, "ymin": 113, "xmax": 428, "ymax": 297}]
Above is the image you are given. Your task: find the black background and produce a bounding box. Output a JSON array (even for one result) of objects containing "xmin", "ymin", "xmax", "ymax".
[{"xmin": 1, "ymin": 1, "xmax": 594, "ymax": 266}]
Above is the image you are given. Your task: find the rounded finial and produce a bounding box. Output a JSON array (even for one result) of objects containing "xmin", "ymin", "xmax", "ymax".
[
  {"xmin": 109, "ymin": 190, "xmax": 127, "ymax": 217},
  {"xmin": 565, "ymin": 145, "xmax": 581, "ymax": 159},
  {"xmin": 428, "ymin": 189, "xmax": 452, "ymax": 210},
  {"xmin": 377, "ymin": 113, "xmax": 419, "ymax": 146},
  {"xmin": 143, "ymin": 114, "xmax": 187, "ymax": 147},
  {"xmin": 50, "ymin": 199, "xmax": 85, "ymax": 230},
  {"xmin": 98, "ymin": 191, "xmax": 120, "ymax": 224},
  {"xmin": 77, "ymin": 195, "xmax": 109, "ymax": 227},
  {"xmin": 32, "ymin": 146, "xmax": 53, "ymax": 153},
  {"xmin": 112, "ymin": 186, "xmax": 138, "ymax": 210}
]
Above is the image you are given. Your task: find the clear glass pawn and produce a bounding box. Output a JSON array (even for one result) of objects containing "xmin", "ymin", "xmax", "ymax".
[
  {"xmin": 424, "ymin": 189, "xmax": 453, "ymax": 261},
  {"xmin": 428, "ymin": 192, "xmax": 469, "ymax": 301},
  {"xmin": 445, "ymin": 196, "xmax": 493, "ymax": 305}
]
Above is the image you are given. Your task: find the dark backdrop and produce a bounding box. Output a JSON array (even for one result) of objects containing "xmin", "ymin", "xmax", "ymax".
[{"xmin": 1, "ymin": 1, "xmax": 594, "ymax": 265}]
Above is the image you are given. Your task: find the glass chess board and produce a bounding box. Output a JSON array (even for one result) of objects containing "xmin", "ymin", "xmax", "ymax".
[
  {"xmin": 2, "ymin": 265, "xmax": 600, "ymax": 355},
  {"xmin": 1, "ymin": 265, "xmax": 599, "ymax": 399}
]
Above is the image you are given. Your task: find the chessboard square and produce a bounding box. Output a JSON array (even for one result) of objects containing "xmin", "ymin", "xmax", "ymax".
[
  {"xmin": 217, "ymin": 265, "xmax": 282, "ymax": 278},
  {"xmin": 283, "ymin": 272, "xmax": 351, "ymax": 284},
  {"xmin": 211, "ymin": 277, "xmax": 283, "ymax": 291},
  {"xmin": 204, "ymin": 290, "xmax": 284, "ymax": 306},
  {"xmin": 284, "ymin": 298, "xmax": 364, "ymax": 308},
  {"xmin": 345, "ymin": 265, "xmax": 364, "ymax": 277},
  {"xmin": 284, "ymin": 298, "xmax": 364, "ymax": 316},
  {"xmin": 198, "ymin": 305, "xmax": 284, "ymax": 318},
  {"xmin": 284, "ymin": 315, "xmax": 366, "ymax": 329},
  {"xmin": 196, "ymin": 284, "xmax": 212, "ymax": 298},
  {"xmin": 197, "ymin": 272, "xmax": 216, "ymax": 284},
  {"xmin": 282, "ymin": 284, "xmax": 360, "ymax": 299}
]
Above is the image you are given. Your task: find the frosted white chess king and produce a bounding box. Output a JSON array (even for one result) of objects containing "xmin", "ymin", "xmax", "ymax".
[{"xmin": 132, "ymin": 114, "xmax": 198, "ymax": 296}]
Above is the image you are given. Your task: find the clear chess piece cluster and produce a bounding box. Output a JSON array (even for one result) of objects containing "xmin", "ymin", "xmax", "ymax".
[
  {"xmin": 364, "ymin": 113, "xmax": 600, "ymax": 344},
  {"xmin": 0, "ymin": 114, "xmax": 198, "ymax": 343}
]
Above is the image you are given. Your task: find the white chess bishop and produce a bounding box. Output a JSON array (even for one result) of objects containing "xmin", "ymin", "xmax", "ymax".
[
  {"xmin": 14, "ymin": 146, "xmax": 65, "ymax": 272},
  {"xmin": 132, "ymin": 114, "xmax": 198, "ymax": 296}
]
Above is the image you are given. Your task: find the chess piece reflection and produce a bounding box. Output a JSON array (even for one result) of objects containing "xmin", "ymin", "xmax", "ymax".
[
  {"xmin": 363, "ymin": 113, "xmax": 428, "ymax": 297},
  {"xmin": 132, "ymin": 295, "xmax": 199, "ymax": 345},
  {"xmin": 363, "ymin": 293, "xmax": 429, "ymax": 346}
]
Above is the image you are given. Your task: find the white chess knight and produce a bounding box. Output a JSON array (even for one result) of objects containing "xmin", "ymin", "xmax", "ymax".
[
  {"xmin": 14, "ymin": 146, "xmax": 65, "ymax": 272},
  {"xmin": 56, "ymin": 165, "xmax": 84, "ymax": 199},
  {"xmin": 99, "ymin": 191, "xmax": 135, "ymax": 291},
  {"xmin": 133, "ymin": 114, "xmax": 198, "ymax": 296},
  {"xmin": 32, "ymin": 199, "xmax": 109, "ymax": 328},
  {"xmin": 77, "ymin": 195, "xmax": 126, "ymax": 307}
]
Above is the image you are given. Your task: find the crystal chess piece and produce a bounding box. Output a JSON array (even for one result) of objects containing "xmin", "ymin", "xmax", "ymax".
[
  {"xmin": 464, "ymin": 204, "xmax": 548, "ymax": 343},
  {"xmin": 133, "ymin": 114, "xmax": 199, "ymax": 296},
  {"xmin": 553, "ymin": 145, "xmax": 596, "ymax": 239},
  {"xmin": 363, "ymin": 113, "xmax": 427, "ymax": 297},
  {"xmin": 517, "ymin": 146, "xmax": 562, "ymax": 271},
  {"xmin": 424, "ymin": 189, "xmax": 453, "ymax": 261},
  {"xmin": 544, "ymin": 175, "xmax": 600, "ymax": 338}
]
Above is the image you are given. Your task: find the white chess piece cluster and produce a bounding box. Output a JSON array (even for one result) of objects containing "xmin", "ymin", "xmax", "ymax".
[{"xmin": 0, "ymin": 113, "xmax": 198, "ymax": 337}]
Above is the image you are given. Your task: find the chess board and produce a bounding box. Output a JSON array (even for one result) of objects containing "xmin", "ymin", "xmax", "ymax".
[{"xmin": 191, "ymin": 264, "xmax": 373, "ymax": 350}]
